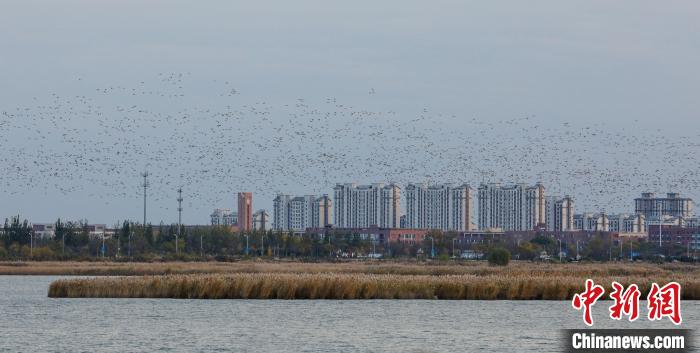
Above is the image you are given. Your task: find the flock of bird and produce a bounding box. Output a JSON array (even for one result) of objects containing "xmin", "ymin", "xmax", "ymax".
[{"xmin": 1, "ymin": 72, "xmax": 698, "ymax": 223}]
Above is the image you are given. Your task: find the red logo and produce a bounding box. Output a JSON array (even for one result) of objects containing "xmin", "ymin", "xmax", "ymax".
[
  {"xmin": 647, "ymin": 282, "xmax": 682, "ymax": 325},
  {"xmin": 609, "ymin": 281, "xmax": 640, "ymax": 322},
  {"xmin": 572, "ymin": 280, "xmax": 682, "ymax": 326},
  {"xmin": 572, "ymin": 279, "xmax": 605, "ymax": 326}
]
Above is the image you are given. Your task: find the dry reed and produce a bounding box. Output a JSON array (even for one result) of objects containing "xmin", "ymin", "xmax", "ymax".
[{"xmin": 48, "ymin": 272, "xmax": 700, "ymax": 300}]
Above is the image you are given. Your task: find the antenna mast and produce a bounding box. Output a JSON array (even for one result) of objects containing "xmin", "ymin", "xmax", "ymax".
[
  {"xmin": 177, "ymin": 187, "xmax": 183, "ymax": 255},
  {"xmin": 141, "ymin": 171, "xmax": 150, "ymax": 227}
]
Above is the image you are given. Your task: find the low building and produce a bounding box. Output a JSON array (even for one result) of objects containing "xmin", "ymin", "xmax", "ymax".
[
  {"xmin": 31, "ymin": 223, "xmax": 107, "ymax": 239},
  {"xmin": 32, "ymin": 223, "xmax": 56, "ymax": 238},
  {"xmin": 574, "ymin": 213, "xmax": 645, "ymax": 233},
  {"xmin": 211, "ymin": 208, "xmax": 237, "ymax": 226},
  {"xmin": 153, "ymin": 224, "xmax": 240, "ymax": 237},
  {"xmin": 608, "ymin": 213, "xmax": 646, "ymax": 233},
  {"xmin": 305, "ymin": 226, "xmax": 430, "ymax": 245},
  {"xmin": 574, "ymin": 213, "xmax": 606, "ymax": 231},
  {"xmin": 648, "ymin": 225, "xmax": 700, "ymax": 251},
  {"xmin": 683, "ymin": 217, "xmax": 700, "ymax": 228}
]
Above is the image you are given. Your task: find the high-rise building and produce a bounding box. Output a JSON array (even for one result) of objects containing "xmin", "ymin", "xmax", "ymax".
[
  {"xmin": 404, "ymin": 183, "xmax": 474, "ymax": 231},
  {"xmin": 312, "ymin": 194, "xmax": 333, "ymax": 228},
  {"xmin": 333, "ymin": 183, "xmax": 401, "ymax": 228},
  {"xmin": 253, "ymin": 209, "xmax": 270, "ymax": 231},
  {"xmin": 477, "ymin": 183, "xmax": 545, "ymax": 231},
  {"xmin": 273, "ymin": 195, "xmax": 290, "ymax": 231},
  {"xmin": 237, "ymin": 192, "xmax": 253, "ymax": 231},
  {"xmin": 211, "ymin": 208, "xmax": 237, "ymax": 226},
  {"xmin": 381, "ymin": 184, "xmax": 401, "ymax": 228},
  {"xmin": 634, "ymin": 192, "xmax": 693, "ymax": 221},
  {"xmin": 273, "ymin": 194, "xmax": 333, "ymax": 232},
  {"xmin": 544, "ymin": 196, "xmax": 574, "ymax": 231},
  {"xmin": 289, "ymin": 195, "xmax": 315, "ymax": 231}
]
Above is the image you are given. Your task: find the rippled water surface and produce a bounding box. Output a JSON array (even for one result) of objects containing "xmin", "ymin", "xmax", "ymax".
[{"xmin": 0, "ymin": 276, "xmax": 697, "ymax": 352}]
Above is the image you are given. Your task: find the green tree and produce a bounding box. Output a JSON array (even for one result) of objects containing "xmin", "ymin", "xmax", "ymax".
[{"xmin": 488, "ymin": 247, "xmax": 511, "ymax": 266}]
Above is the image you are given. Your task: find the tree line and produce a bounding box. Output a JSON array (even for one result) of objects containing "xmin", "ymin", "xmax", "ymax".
[{"xmin": 0, "ymin": 216, "xmax": 695, "ymax": 262}]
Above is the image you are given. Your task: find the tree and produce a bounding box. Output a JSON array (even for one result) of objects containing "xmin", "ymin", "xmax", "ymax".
[
  {"xmin": 4, "ymin": 216, "xmax": 32, "ymax": 246},
  {"xmin": 584, "ymin": 235, "xmax": 608, "ymax": 261},
  {"xmin": 517, "ymin": 241, "xmax": 538, "ymax": 260},
  {"xmin": 531, "ymin": 235, "xmax": 555, "ymax": 250},
  {"xmin": 488, "ymin": 247, "xmax": 510, "ymax": 266},
  {"xmin": 54, "ymin": 218, "xmax": 66, "ymax": 255},
  {"xmin": 65, "ymin": 221, "xmax": 89, "ymax": 251}
]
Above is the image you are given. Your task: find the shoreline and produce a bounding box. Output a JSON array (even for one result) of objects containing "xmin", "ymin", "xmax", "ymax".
[{"xmin": 2, "ymin": 259, "xmax": 699, "ymax": 276}]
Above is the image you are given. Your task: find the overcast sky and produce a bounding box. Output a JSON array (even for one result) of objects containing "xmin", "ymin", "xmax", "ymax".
[{"xmin": 1, "ymin": 1, "xmax": 699, "ymax": 225}]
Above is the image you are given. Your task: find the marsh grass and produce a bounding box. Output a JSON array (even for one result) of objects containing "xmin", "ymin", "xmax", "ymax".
[
  {"xmin": 20, "ymin": 260, "xmax": 699, "ymax": 299},
  {"xmin": 48, "ymin": 271, "xmax": 700, "ymax": 300}
]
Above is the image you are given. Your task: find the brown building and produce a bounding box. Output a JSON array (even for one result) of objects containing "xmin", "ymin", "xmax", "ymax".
[
  {"xmin": 237, "ymin": 192, "xmax": 253, "ymax": 231},
  {"xmin": 648, "ymin": 225, "xmax": 700, "ymax": 250}
]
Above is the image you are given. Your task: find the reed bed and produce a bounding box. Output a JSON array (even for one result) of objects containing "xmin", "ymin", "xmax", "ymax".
[{"xmin": 48, "ymin": 272, "xmax": 700, "ymax": 300}]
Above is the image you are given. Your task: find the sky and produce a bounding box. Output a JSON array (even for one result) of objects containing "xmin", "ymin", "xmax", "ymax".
[{"xmin": 1, "ymin": 1, "xmax": 699, "ymax": 225}]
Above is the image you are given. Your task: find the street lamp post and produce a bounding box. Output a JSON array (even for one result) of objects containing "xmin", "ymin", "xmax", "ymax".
[
  {"xmin": 372, "ymin": 236, "xmax": 376, "ymax": 257},
  {"xmin": 630, "ymin": 237, "xmax": 633, "ymax": 261},
  {"xmin": 620, "ymin": 236, "xmax": 624, "ymax": 259},
  {"xmin": 576, "ymin": 240, "xmax": 579, "ymax": 261},
  {"xmin": 244, "ymin": 234, "xmax": 249, "ymax": 256},
  {"xmin": 558, "ymin": 239, "xmax": 562, "ymax": 262},
  {"xmin": 177, "ymin": 188, "xmax": 182, "ymax": 256}
]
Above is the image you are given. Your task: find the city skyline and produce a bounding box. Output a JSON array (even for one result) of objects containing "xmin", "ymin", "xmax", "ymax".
[
  {"xmin": 207, "ymin": 184, "xmax": 697, "ymax": 232},
  {"xmin": 11, "ymin": 180, "xmax": 698, "ymax": 228}
]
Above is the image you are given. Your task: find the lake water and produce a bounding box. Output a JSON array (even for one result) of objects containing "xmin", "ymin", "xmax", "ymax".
[{"xmin": 0, "ymin": 276, "xmax": 696, "ymax": 352}]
